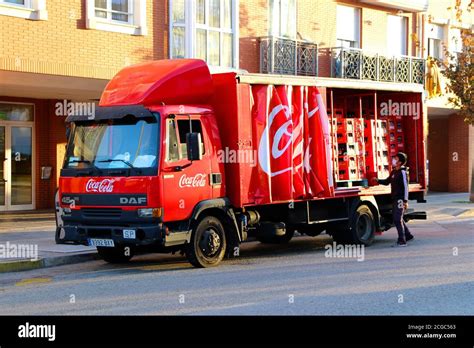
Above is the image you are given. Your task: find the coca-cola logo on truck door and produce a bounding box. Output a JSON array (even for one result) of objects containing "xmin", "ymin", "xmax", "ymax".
[
  {"xmin": 179, "ymin": 174, "xmax": 206, "ymax": 188},
  {"xmin": 85, "ymin": 178, "xmax": 115, "ymax": 193}
]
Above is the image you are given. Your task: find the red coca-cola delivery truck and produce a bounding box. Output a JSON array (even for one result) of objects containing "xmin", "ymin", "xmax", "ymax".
[{"xmin": 57, "ymin": 59, "xmax": 426, "ymax": 267}]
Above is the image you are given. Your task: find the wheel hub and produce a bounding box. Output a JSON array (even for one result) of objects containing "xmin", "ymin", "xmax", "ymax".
[{"xmin": 200, "ymin": 229, "xmax": 221, "ymax": 257}]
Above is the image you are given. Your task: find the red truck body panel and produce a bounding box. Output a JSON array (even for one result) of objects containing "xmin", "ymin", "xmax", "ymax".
[{"xmin": 212, "ymin": 73, "xmax": 336, "ymax": 207}]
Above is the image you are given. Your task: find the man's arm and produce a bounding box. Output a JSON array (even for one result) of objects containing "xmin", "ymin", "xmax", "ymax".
[{"xmin": 375, "ymin": 175, "xmax": 390, "ymax": 186}]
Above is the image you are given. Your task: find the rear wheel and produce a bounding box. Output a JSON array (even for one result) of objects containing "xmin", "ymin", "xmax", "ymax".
[
  {"xmin": 186, "ymin": 216, "xmax": 227, "ymax": 268},
  {"xmin": 330, "ymin": 205, "xmax": 375, "ymax": 246},
  {"xmin": 352, "ymin": 205, "xmax": 375, "ymax": 245},
  {"xmin": 97, "ymin": 244, "xmax": 134, "ymax": 263}
]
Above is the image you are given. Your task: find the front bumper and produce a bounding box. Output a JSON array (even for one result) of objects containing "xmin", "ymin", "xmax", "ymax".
[
  {"xmin": 58, "ymin": 224, "xmax": 166, "ymax": 246},
  {"xmin": 57, "ymin": 208, "xmax": 165, "ymax": 246}
]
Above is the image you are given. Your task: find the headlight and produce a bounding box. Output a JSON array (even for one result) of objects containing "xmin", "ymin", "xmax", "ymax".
[{"xmin": 137, "ymin": 208, "xmax": 162, "ymax": 218}]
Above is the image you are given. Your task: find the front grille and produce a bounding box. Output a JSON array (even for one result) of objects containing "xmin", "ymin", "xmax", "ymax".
[{"xmin": 82, "ymin": 208, "xmax": 122, "ymax": 219}]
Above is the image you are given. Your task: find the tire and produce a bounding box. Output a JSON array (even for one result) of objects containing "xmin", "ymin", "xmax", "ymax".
[
  {"xmin": 351, "ymin": 205, "xmax": 375, "ymax": 245},
  {"xmin": 97, "ymin": 244, "xmax": 134, "ymax": 264},
  {"xmin": 186, "ymin": 216, "xmax": 227, "ymax": 268},
  {"xmin": 331, "ymin": 205, "xmax": 375, "ymax": 246},
  {"xmin": 257, "ymin": 228, "xmax": 295, "ymax": 244}
]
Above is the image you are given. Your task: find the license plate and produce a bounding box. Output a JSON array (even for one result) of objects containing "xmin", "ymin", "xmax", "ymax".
[
  {"xmin": 123, "ymin": 229, "xmax": 136, "ymax": 239},
  {"xmin": 88, "ymin": 238, "xmax": 115, "ymax": 247}
]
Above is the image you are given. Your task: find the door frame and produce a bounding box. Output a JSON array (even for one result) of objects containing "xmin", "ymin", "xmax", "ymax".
[{"xmin": 0, "ymin": 103, "xmax": 36, "ymax": 211}]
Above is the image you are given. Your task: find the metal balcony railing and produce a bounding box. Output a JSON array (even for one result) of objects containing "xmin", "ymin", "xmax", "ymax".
[
  {"xmin": 330, "ymin": 47, "xmax": 425, "ymax": 84},
  {"xmin": 260, "ymin": 36, "xmax": 318, "ymax": 76}
]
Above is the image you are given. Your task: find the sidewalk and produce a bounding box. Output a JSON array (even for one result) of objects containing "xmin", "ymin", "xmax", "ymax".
[
  {"xmin": 0, "ymin": 210, "xmax": 97, "ymax": 272},
  {"xmin": 0, "ymin": 192, "xmax": 473, "ymax": 273},
  {"xmin": 411, "ymin": 192, "xmax": 474, "ymax": 220}
]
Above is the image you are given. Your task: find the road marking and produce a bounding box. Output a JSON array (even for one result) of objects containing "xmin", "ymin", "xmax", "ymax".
[
  {"xmin": 437, "ymin": 217, "xmax": 474, "ymax": 224},
  {"xmin": 15, "ymin": 278, "xmax": 52, "ymax": 287}
]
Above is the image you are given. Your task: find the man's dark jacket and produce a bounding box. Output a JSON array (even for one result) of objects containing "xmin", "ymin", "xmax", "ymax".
[{"xmin": 378, "ymin": 167, "xmax": 409, "ymax": 203}]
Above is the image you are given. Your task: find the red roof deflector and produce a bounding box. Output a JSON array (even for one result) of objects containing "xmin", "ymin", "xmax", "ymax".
[{"xmin": 100, "ymin": 59, "xmax": 214, "ymax": 107}]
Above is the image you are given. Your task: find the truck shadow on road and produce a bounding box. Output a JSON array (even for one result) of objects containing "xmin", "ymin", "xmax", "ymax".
[{"xmin": 97, "ymin": 234, "xmax": 397, "ymax": 274}]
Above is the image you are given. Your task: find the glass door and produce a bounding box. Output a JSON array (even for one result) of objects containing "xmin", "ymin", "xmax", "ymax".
[
  {"xmin": 11, "ymin": 126, "xmax": 33, "ymax": 209},
  {"xmin": 0, "ymin": 126, "xmax": 5, "ymax": 210},
  {"xmin": 0, "ymin": 124, "xmax": 34, "ymax": 211},
  {"xmin": 0, "ymin": 103, "xmax": 35, "ymax": 211}
]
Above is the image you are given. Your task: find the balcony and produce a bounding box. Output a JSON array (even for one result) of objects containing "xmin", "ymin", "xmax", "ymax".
[
  {"xmin": 330, "ymin": 47, "xmax": 426, "ymax": 85},
  {"xmin": 260, "ymin": 36, "xmax": 318, "ymax": 76}
]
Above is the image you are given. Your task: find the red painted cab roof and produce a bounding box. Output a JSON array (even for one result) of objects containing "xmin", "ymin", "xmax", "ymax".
[{"xmin": 100, "ymin": 59, "xmax": 214, "ymax": 107}]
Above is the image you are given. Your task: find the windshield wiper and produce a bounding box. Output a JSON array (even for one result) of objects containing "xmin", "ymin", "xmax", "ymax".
[
  {"xmin": 69, "ymin": 159, "xmax": 102, "ymax": 172},
  {"xmin": 98, "ymin": 159, "xmax": 137, "ymax": 169}
]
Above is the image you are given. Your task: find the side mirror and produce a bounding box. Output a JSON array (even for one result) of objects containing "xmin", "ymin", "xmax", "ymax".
[{"xmin": 186, "ymin": 132, "xmax": 202, "ymax": 161}]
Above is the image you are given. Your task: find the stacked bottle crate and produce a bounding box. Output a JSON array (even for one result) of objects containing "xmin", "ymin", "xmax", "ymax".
[
  {"xmin": 354, "ymin": 118, "xmax": 366, "ymax": 179},
  {"xmin": 387, "ymin": 117, "xmax": 405, "ymax": 156},
  {"xmin": 331, "ymin": 118, "xmax": 338, "ymax": 178},
  {"xmin": 364, "ymin": 120, "xmax": 391, "ymax": 178},
  {"xmin": 336, "ymin": 118, "xmax": 363, "ymax": 181}
]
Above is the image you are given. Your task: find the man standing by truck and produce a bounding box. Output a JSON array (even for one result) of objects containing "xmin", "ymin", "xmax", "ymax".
[{"xmin": 375, "ymin": 152, "xmax": 415, "ymax": 247}]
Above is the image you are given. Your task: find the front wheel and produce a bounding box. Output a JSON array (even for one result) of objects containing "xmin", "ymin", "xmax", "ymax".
[
  {"xmin": 186, "ymin": 216, "xmax": 227, "ymax": 268},
  {"xmin": 97, "ymin": 244, "xmax": 134, "ymax": 264}
]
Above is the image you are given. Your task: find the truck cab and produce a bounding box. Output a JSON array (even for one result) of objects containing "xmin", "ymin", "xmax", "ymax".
[{"xmin": 59, "ymin": 104, "xmax": 236, "ymax": 266}]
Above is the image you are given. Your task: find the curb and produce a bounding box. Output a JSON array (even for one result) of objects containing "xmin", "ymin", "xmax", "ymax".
[{"xmin": 0, "ymin": 252, "xmax": 99, "ymax": 273}]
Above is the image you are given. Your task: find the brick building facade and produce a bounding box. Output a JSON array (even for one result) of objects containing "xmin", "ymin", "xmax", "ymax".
[
  {"xmin": 424, "ymin": 0, "xmax": 473, "ymax": 192},
  {"xmin": 0, "ymin": 0, "xmax": 472, "ymax": 211},
  {"xmin": 0, "ymin": 0, "xmax": 168, "ymax": 210}
]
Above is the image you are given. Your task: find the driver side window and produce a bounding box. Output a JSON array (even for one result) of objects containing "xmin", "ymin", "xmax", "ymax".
[
  {"xmin": 167, "ymin": 118, "xmax": 205, "ymax": 163},
  {"xmin": 166, "ymin": 119, "xmax": 180, "ymax": 162},
  {"xmin": 177, "ymin": 119, "xmax": 205, "ymax": 159}
]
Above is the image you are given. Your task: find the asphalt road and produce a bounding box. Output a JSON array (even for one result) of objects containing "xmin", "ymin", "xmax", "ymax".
[{"xmin": 0, "ymin": 217, "xmax": 473, "ymax": 315}]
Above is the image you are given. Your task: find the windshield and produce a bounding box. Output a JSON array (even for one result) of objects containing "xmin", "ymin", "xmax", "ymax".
[{"xmin": 63, "ymin": 114, "xmax": 159, "ymax": 176}]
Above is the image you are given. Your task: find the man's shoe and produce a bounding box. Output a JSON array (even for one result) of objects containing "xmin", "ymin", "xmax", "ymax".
[
  {"xmin": 392, "ymin": 241, "xmax": 407, "ymax": 247},
  {"xmin": 406, "ymin": 234, "xmax": 414, "ymax": 242}
]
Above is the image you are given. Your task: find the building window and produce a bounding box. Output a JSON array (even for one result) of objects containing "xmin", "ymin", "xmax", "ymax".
[
  {"xmin": 86, "ymin": 0, "xmax": 147, "ymax": 36},
  {"xmin": 428, "ymin": 38, "xmax": 442, "ymax": 59},
  {"xmin": 94, "ymin": 0, "xmax": 132, "ymax": 23},
  {"xmin": 2, "ymin": 0, "xmax": 28, "ymax": 6},
  {"xmin": 387, "ymin": 15, "xmax": 408, "ymax": 56},
  {"xmin": 270, "ymin": 0, "xmax": 296, "ymax": 39},
  {"xmin": 427, "ymin": 23, "xmax": 444, "ymax": 60},
  {"xmin": 170, "ymin": 0, "xmax": 239, "ymax": 69},
  {"xmin": 450, "ymin": 28, "xmax": 463, "ymax": 53},
  {"xmin": 336, "ymin": 5, "xmax": 360, "ymax": 48},
  {"xmin": 0, "ymin": 103, "xmax": 34, "ymax": 122},
  {"xmin": 0, "ymin": 0, "xmax": 47, "ymax": 20}
]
